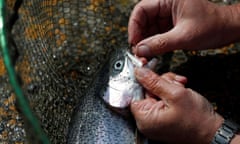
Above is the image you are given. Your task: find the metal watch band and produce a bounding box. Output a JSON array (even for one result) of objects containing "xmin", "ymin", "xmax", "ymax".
[{"xmin": 211, "ymin": 120, "xmax": 240, "ymax": 144}]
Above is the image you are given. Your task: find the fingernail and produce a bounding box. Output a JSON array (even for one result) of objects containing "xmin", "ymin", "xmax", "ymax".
[
  {"xmin": 175, "ymin": 75, "xmax": 187, "ymax": 83},
  {"xmin": 135, "ymin": 67, "xmax": 149, "ymax": 80},
  {"xmin": 137, "ymin": 45, "xmax": 151, "ymax": 56},
  {"xmin": 131, "ymin": 101, "xmax": 139, "ymax": 106},
  {"xmin": 131, "ymin": 101, "xmax": 140, "ymax": 110}
]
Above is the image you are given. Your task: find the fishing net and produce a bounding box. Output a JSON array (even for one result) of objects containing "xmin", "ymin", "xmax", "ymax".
[
  {"xmin": 1, "ymin": 0, "xmax": 240, "ymax": 144},
  {"xmin": 1, "ymin": 0, "xmax": 137, "ymax": 143}
]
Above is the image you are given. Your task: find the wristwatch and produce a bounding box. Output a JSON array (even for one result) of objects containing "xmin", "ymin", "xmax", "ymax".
[{"xmin": 211, "ymin": 120, "xmax": 240, "ymax": 144}]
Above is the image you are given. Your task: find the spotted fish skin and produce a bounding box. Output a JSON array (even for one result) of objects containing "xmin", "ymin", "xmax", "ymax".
[{"xmin": 67, "ymin": 49, "xmax": 136, "ymax": 144}]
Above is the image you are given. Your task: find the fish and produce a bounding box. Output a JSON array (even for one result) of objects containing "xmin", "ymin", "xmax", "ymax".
[
  {"xmin": 102, "ymin": 50, "xmax": 157, "ymax": 110},
  {"xmin": 102, "ymin": 50, "xmax": 143, "ymax": 109},
  {"xmin": 67, "ymin": 48, "xmax": 157, "ymax": 144}
]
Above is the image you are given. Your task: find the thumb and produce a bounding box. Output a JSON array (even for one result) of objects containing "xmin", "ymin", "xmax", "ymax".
[
  {"xmin": 133, "ymin": 27, "xmax": 185, "ymax": 57},
  {"xmin": 134, "ymin": 67, "xmax": 177, "ymax": 100}
]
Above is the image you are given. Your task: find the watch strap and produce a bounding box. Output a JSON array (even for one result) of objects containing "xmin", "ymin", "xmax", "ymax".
[{"xmin": 211, "ymin": 120, "xmax": 240, "ymax": 144}]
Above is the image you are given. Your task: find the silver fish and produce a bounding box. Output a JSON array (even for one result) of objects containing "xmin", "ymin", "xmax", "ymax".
[
  {"xmin": 102, "ymin": 51, "xmax": 143, "ymax": 109},
  {"xmin": 102, "ymin": 50, "xmax": 158, "ymax": 109},
  {"xmin": 67, "ymin": 49, "xmax": 136, "ymax": 144},
  {"xmin": 67, "ymin": 48, "xmax": 157, "ymax": 144}
]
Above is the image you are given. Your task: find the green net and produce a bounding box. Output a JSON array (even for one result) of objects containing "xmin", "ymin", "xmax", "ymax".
[
  {"xmin": 0, "ymin": 0, "xmax": 49, "ymax": 143},
  {"xmin": 1, "ymin": 0, "xmax": 240, "ymax": 144}
]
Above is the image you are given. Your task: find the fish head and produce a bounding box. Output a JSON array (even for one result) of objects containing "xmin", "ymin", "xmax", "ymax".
[{"xmin": 102, "ymin": 49, "xmax": 144, "ymax": 109}]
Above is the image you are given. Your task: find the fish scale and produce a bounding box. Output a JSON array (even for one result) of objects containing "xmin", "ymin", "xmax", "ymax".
[{"xmin": 67, "ymin": 61, "xmax": 136, "ymax": 143}]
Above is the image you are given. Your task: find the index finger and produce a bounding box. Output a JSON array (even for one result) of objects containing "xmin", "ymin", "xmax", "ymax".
[
  {"xmin": 128, "ymin": 0, "xmax": 172, "ymax": 45},
  {"xmin": 128, "ymin": 0, "xmax": 158, "ymax": 45}
]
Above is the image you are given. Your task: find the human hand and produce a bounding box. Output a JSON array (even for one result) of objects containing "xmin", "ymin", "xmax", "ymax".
[
  {"xmin": 131, "ymin": 68, "xmax": 224, "ymax": 144},
  {"xmin": 128, "ymin": 0, "xmax": 240, "ymax": 57}
]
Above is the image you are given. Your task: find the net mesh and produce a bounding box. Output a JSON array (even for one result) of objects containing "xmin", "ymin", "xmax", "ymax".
[
  {"xmin": 1, "ymin": 0, "xmax": 240, "ymax": 143},
  {"xmin": 2, "ymin": 0, "xmax": 137, "ymax": 143}
]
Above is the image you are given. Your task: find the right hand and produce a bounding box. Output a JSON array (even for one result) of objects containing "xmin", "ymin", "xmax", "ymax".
[
  {"xmin": 128, "ymin": 0, "xmax": 240, "ymax": 57},
  {"xmin": 131, "ymin": 68, "xmax": 224, "ymax": 144}
]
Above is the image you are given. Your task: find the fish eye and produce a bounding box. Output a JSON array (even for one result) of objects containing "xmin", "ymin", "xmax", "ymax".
[{"xmin": 114, "ymin": 60, "xmax": 124, "ymax": 70}]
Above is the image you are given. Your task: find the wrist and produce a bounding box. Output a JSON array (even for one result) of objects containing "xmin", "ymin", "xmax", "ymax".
[
  {"xmin": 206, "ymin": 113, "xmax": 225, "ymax": 144},
  {"xmin": 231, "ymin": 133, "xmax": 240, "ymax": 144},
  {"xmin": 194, "ymin": 112, "xmax": 224, "ymax": 144},
  {"xmin": 217, "ymin": 4, "xmax": 240, "ymax": 45}
]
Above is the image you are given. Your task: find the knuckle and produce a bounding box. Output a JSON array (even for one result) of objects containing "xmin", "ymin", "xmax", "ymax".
[
  {"xmin": 165, "ymin": 72, "xmax": 175, "ymax": 75},
  {"xmin": 146, "ymin": 76, "xmax": 161, "ymax": 93},
  {"xmin": 151, "ymin": 36, "xmax": 168, "ymax": 51},
  {"xmin": 133, "ymin": 4, "xmax": 147, "ymax": 26},
  {"xmin": 161, "ymin": 72, "xmax": 175, "ymax": 79},
  {"xmin": 171, "ymin": 87, "xmax": 188, "ymax": 100}
]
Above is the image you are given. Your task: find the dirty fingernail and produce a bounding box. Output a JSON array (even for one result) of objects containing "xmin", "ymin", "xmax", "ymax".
[
  {"xmin": 137, "ymin": 45, "xmax": 150, "ymax": 56},
  {"xmin": 175, "ymin": 75, "xmax": 187, "ymax": 83}
]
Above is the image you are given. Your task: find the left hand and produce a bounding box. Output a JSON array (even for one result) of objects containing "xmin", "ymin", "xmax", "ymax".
[{"xmin": 128, "ymin": 0, "xmax": 240, "ymax": 57}]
